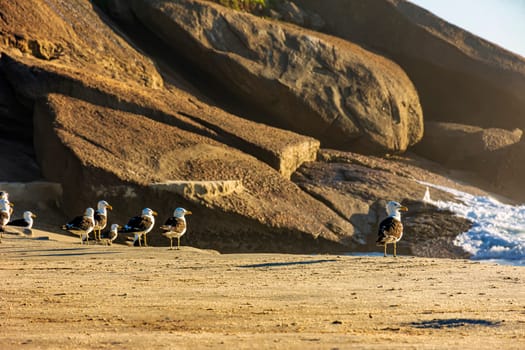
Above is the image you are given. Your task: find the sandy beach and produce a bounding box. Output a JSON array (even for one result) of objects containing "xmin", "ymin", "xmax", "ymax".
[{"xmin": 0, "ymin": 230, "xmax": 523, "ymax": 349}]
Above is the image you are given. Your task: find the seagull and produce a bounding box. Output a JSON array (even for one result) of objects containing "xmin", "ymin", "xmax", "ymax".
[
  {"xmin": 7, "ymin": 211, "xmax": 36, "ymax": 235},
  {"xmin": 376, "ymin": 201, "xmax": 408, "ymax": 257},
  {"xmin": 94, "ymin": 200, "xmax": 113, "ymax": 241},
  {"xmin": 61, "ymin": 208, "xmax": 95, "ymax": 245},
  {"xmin": 98, "ymin": 224, "xmax": 120, "ymax": 246},
  {"xmin": 0, "ymin": 191, "xmax": 14, "ymax": 215},
  {"xmin": 0, "ymin": 196, "xmax": 13, "ymax": 239},
  {"xmin": 161, "ymin": 207, "xmax": 192, "ymax": 250},
  {"xmin": 121, "ymin": 208, "xmax": 157, "ymax": 247}
]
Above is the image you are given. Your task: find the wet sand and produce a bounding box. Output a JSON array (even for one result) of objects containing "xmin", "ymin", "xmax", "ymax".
[{"xmin": 0, "ymin": 230, "xmax": 523, "ymax": 349}]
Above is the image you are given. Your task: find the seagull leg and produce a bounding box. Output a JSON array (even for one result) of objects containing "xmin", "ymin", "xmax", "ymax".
[
  {"xmin": 394, "ymin": 242, "xmax": 397, "ymax": 258},
  {"xmin": 384, "ymin": 244, "xmax": 387, "ymax": 257},
  {"xmin": 169, "ymin": 238, "xmax": 173, "ymax": 250}
]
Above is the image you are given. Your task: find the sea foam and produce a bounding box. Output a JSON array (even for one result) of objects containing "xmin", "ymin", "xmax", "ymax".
[{"xmin": 420, "ymin": 181, "xmax": 525, "ymax": 265}]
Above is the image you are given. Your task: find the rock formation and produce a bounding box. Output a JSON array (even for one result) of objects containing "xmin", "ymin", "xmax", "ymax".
[
  {"xmin": 127, "ymin": 0, "xmax": 423, "ymax": 154},
  {"xmin": 294, "ymin": 0, "xmax": 525, "ymax": 197},
  {"xmin": 295, "ymin": 0, "xmax": 525, "ymax": 130},
  {"xmin": 1, "ymin": 0, "xmax": 519, "ymax": 255}
]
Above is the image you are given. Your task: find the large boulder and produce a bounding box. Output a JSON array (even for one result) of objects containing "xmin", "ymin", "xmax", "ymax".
[
  {"xmin": 295, "ymin": 0, "xmax": 525, "ymax": 130},
  {"xmin": 127, "ymin": 0, "xmax": 423, "ymax": 154},
  {"xmin": 413, "ymin": 121, "xmax": 522, "ymax": 180},
  {"xmin": 0, "ymin": 0, "xmax": 163, "ymax": 89}
]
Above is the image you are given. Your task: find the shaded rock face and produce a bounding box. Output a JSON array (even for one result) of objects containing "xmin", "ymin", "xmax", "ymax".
[
  {"xmin": 295, "ymin": 0, "xmax": 525, "ymax": 130},
  {"xmin": 413, "ymin": 122, "xmax": 522, "ymax": 182},
  {"xmin": 493, "ymin": 140, "xmax": 525, "ymax": 202},
  {"xmin": 128, "ymin": 0, "xmax": 423, "ymax": 154},
  {"xmin": 292, "ymin": 150, "xmax": 475, "ymax": 258}
]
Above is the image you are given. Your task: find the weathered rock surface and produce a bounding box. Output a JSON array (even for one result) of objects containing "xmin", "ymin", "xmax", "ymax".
[
  {"xmin": 413, "ymin": 122, "xmax": 522, "ymax": 179},
  {"xmin": 128, "ymin": 0, "xmax": 423, "ymax": 154},
  {"xmin": 295, "ymin": 0, "xmax": 525, "ymax": 130},
  {"xmin": 0, "ymin": 53, "xmax": 319, "ymax": 179},
  {"xmin": 0, "ymin": 0, "xmax": 162, "ymax": 89}
]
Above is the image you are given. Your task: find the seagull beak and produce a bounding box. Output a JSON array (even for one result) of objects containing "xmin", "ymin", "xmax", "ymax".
[
  {"xmin": 32, "ymin": 214, "xmax": 37, "ymax": 218},
  {"xmin": 152, "ymin": 211, "xmax": 158, "ymax": 216},
  {"xmin": 107, "ymin": 205, "xmax": 113, "ymax": 211},
  {"xmin": 186, "ymin": 211, "xmax": 192, "ymax": 215},
  {"xmin": 117, "ymin": 225, "xmax": 123, "ymax": 230},
  {"xmin": 400, "ymin": 206, "xmax": 408, "ymax": 212},
  {"xmin": 9, "ymin": 202, "xmax": 14, "ymax": 207}
]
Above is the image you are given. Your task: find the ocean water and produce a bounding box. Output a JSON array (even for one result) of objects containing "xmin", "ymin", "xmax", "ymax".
[{"xmin": 420, "ymin": 181, "xmax": 525, "ymax": 266}]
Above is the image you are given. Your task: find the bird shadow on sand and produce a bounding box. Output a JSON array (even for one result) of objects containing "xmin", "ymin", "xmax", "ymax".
[
  {"xmin": 409, "ymin": 318, "xmax": 501, "ymax": 329},
  {"xmin": 8, "ymin": 247, "xmax": 122, "ymax": 257},
  {"xmin": 238, "ymin": 259, "xmax": 338, "ymax": 269}
]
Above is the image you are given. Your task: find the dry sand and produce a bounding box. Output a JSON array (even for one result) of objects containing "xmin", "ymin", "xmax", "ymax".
[{"xmin": 0, "ymin": 230, "xmax": 523, "ymax": 349}]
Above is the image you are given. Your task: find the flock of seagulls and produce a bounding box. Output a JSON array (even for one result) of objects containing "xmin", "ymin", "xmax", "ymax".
[
  {"xmin": 61, "ymin": 202, "xmax": 191, "ymax": 248},
  {"xmin": 0, "ymin": 191, "xmax": 192, "ymax": 249},
  {"xmin": 2, "ymin": 191, "xmax": 409, "ymax": 257}
]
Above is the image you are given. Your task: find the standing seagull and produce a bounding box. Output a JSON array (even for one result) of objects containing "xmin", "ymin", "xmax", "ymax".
[
  {"xmin": 8, "ymin": 211, "xmax": 37, "ymax": 235},
  {"xmin": 93, "ymin": 200, "xmax": 113, "ymax": 241},
  {"xmin": 0, "ymin": 194, "xmax": 13, "ymax": 239},
  {"xmin": 121, "ymin": 208, "xmax": 157, "ymax": 247},
  {"xmin": 376, "ymin": 201, "xmax": 408, "ymax": 257},
  {"xmin": 0, "ymin": 191, "xmax": 14, "ymax": 215},
  {"xmin": 161, "ymin": 207, "xmax": 192, "ymax": 250},
  {"xmin": 61, "ymin": 208, "xmax": 95, "ymax": 245}
]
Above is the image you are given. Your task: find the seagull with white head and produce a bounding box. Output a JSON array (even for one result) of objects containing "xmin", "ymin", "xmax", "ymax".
[
  {"xmin": 61, "ymin": 208, "xmax": 95, "ymax": 245},
  {"xmin": 8, "ymin": 211, "xmax": 37, "ymax": 235},
  {"xmin": 161, "ymin": 207, "xmax": 192, "ymax": 250},
  {"xmin": 121, "ymin": 208, "xmax": 157, "ymax": 247},
  {"xmin": 0, "ymin": 192, "xmax": 14, "ymax": 238},
  {"xmin": 376, "ymin": 201, "xmax": 408, "ymax": 257},
  {"xmin": 94, "ymin": 200, "xmax": 113, "ymax": 241}
]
